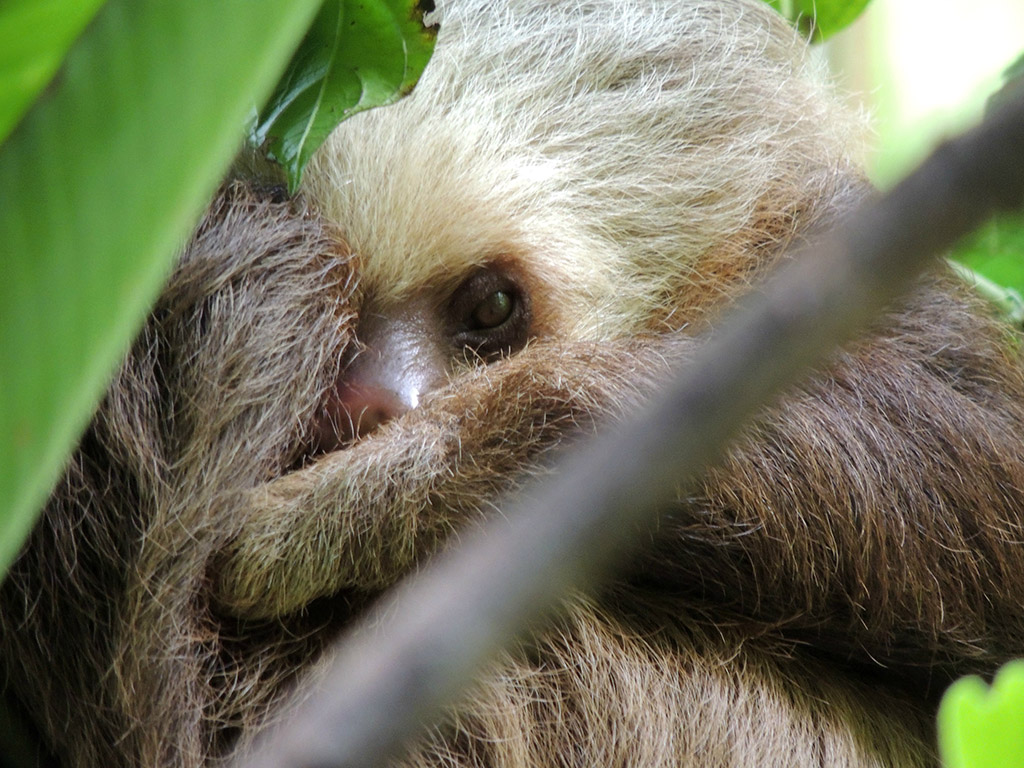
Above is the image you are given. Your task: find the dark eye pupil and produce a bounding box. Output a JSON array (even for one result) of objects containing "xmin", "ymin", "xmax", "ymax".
[
  {"xmin": 449, "ymin": 268, "xmax": 531, "ymax": 361},
  {"xmin": 471, "ymin": 291, "xmax": 513, "ymax": 329}
]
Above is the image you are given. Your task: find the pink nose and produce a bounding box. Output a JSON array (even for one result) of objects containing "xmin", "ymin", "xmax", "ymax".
[
  {"xmin": 336, "ymin": 381, "xmax": 409, "ymax": 439},
  {"xmin": 310, "ymin": 381, "xmax": 409, "ymax": 453}
]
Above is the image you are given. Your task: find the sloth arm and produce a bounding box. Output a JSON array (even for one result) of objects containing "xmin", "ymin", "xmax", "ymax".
[
  {"xmin": 211, "ymin": 336, "xmax": 673, "ymax": 619},
  {"xmin": 213, "ymin": 275, "xmax": 1024, "ymax": 675}
]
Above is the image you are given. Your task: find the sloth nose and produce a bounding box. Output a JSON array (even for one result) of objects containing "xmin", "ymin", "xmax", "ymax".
[
  {"xmin": 308, "ymin": 379, "xmax": 411, "ymax": 453},
  {"xmin": 334, "ymin": 381, "xmax": 410, "ymax": 440},
  {"xmin": 308, "ymin": 300, "xmax": 450, "ymax": 452}
]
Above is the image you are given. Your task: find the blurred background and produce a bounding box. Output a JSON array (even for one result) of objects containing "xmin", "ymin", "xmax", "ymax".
[
  {"xmin": 827, "ymin": 0, "xmax": 1024, "ymax": 295},
  {"xmin": 828, "ymin": 0, "xmax": 1024, "ymax": 185}
]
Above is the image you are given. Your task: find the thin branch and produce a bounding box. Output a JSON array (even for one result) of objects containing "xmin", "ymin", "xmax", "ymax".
[{"xmin": 239, "ymin": 89, "xmax": 1024, "ymax": 768}]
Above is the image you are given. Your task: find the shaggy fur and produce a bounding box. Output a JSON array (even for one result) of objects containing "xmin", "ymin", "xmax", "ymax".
[
  {"xmin": 3, "ymin": 0, "xmax": 1024, "ymax": 766},
  {"xmin": 304, "ymin": 0, "xmax": 864, "ymax": 337}
]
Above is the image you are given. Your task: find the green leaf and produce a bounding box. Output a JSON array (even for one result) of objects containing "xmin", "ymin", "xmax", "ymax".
[
  {"xmin": 764, "ymin": 0, "xmax": 872, "ymax": 41},
  {"xmin": 0, "ymin": 0, "xmax": 106, "ymax": 145},
  {"xmin": 253, "ymin": 0, "xmax": 437, "ymax": 193},
  {"xmin": 939, "ymin": 661, "xmax": 1024, "ymax": 768},
  {"xmin": 952, "ymin": 214, "xmax": 1024, "ymax": 294},
  {"xmin": 0, "ymin": 0, "xmax": 322, "ymax": 579}
]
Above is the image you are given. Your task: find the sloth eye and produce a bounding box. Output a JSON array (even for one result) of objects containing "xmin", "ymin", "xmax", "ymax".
[
  {"xmin": 450, "ymin": 266, "xmax": 531, "ymax": 361},
  {"xmin": 469, "ymin": 290, "xmax": 514, "ymax": 330}
]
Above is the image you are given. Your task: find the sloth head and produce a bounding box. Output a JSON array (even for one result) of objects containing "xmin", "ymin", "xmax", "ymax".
[{"xmin": 301, "ymin": 0, "xmax": 864, "ymax": 448}]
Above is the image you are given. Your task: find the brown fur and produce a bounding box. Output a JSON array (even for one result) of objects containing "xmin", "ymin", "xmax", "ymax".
[
  {"xmin": 4, "ymin": 183, "xmax": 1024, "ymax": 767},
  {"xmin": 5, "ymin": 0, "xmax": 1024, "ymax": 765}
]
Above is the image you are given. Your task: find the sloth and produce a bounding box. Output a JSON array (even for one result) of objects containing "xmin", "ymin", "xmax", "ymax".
[{"xmin": 3, "ymin": 0, "xmax": 1024, "ymax": 766}]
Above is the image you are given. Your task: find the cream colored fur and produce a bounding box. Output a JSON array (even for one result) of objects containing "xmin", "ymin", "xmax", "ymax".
[{"xmin": 305, "ymin": 0, "xmax": 864, "ymax": 339}]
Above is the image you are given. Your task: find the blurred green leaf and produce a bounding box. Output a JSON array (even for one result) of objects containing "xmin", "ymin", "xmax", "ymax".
[
  {"xmin": 0, "ymin": 0, "xmax": 106, "ymax": 144},
  {"xmin": 253, "ymin": 0, "xmax": 437, "ymax": 193},
  {"xmin": 765, "ymin": 0, "xmax": 872, "ymax": 41},
  {"xmin": 952, "ymin": 215, "xmax": 1024, "ymax": 294},
  {"xmin": 0, "ymin": 0, "xmax": 322, "ymax": 579},
  {"xmin": 939, "ymin": 661, "xmax": 1024, "ymax": 768}
]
